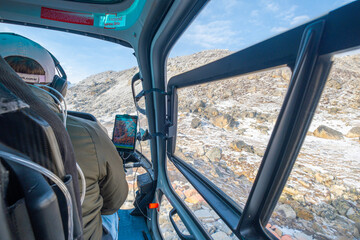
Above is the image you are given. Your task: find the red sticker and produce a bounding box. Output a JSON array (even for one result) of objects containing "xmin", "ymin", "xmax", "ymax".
[{"xmin": 41, "ymin": 7, "xmax": 94, "ymax": 26}]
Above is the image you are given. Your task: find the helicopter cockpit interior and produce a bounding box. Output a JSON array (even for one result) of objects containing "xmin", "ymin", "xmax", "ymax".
[{"xmin": 0, "ymin": 0, "xmax": 360, "ymax": 240}]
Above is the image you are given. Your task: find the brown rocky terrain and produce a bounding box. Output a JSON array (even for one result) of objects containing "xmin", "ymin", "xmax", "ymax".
[{"xmin": 67, "ymin": 50, "xmax": 360, "ymax": 240}]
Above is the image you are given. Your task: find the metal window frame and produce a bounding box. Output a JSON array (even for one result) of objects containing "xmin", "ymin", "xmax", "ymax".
[{"xmin": 164, "ymin": 1, "xmax": 360, "ymax": 239}]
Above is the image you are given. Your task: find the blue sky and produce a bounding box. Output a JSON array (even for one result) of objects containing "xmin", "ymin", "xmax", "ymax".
[{"xmin": 0, "ymin": 0, "xmax": 354, "ymax": 83}]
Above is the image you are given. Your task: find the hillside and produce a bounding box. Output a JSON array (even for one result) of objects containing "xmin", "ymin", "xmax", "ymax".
[{"xmin": 66, "ymin": 50, "xmax": 360, "ymax": 240}]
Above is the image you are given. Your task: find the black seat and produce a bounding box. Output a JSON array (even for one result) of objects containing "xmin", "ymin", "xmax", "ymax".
[
  {"xmin": 0, "ymin": 57, "xmax": 82, "ymax": 213},
  {"xmin": 68, "ymin": 110, "xmax": 97, "ymax": 122},
  {"xmin": 0, "ymin": 58, "xmax": 83, "ymax": 239}
]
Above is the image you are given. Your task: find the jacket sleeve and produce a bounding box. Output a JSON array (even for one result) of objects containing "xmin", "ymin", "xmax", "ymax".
[{"xmin": 95, "ymin": 122, "xmax": 129, "ymax": 215}]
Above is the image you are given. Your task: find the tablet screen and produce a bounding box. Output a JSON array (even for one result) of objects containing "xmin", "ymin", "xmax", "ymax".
[{"xmin": 112, "ymin": 114, "xmax": 138, "ymax": 152}]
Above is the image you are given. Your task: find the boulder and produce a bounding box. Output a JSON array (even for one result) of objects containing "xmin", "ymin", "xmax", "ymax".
[
  {"xmin": 212, "ymin": 114, "xmax": 234, "ymax": 129},
  {"xmin": 331, "ymin": 198, "xmax": 351, "ymax": 216},
  {"xmin": 194, "ymin": 100, "xmax": 206, "ymax": 111},
  {"xmin": 346, "ymin": 127, "xmax": 360, "ymax": 138},
  {"xmin": 346, "ymin": 207, "xmax": 360, "ymax": 224},
  {"xmin": 276, "ymin": 204, "xmax": 296, "ymax": 219},
  {"xmin": 294, "ymin": 205, "xmax": 314, "ymax": 221},
  {"xmin": 191, "ymin": 117, "xmax": 201, "ymax": 129},
  {"xmin": 205, "ymin": 147, "xmax": 222, "ymax": 162},
  {"xmin": 313, "ymin": 125, "xmax": 343, "ymax": 140},
  {"xmin": 230, "ymin": 140, "xmax": 255, "ymax": 153},
  {"xmin": 194, "ymin": 209, "xmax": 213, "ymax": 219},
  {"xmin": 314, "ymin": 203, "xmax": 337, "ymax": 220}
]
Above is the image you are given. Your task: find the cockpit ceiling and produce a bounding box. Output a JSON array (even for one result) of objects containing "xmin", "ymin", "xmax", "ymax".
[{"xmin": 0, "ymin": 0, "xmax": 149, "ymax": 48}]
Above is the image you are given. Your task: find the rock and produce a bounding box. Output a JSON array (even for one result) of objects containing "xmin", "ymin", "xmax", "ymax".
[
  {"xmin": 238, "ymin": 175, "xmax": 252, "ymax": 189},
  {"xmin": 230, "ymin": 140, "xmax": 255, "ymax": 153},
  {"xmin": 330, "ymin": 184, "xmax": 346, "ymax": 197},
  {"xmin": 313, "ymin": 125, "xmax": 343, "ymax": 140},
  {"xmin": 205, "ymin": 107, "xmax": 219, "ymax": 117},
  {"xmin": 295, "ymin": 207, "xmax": 314, "ymax": 221},
  {"xmin": 191, "ymin": 118, "xmax": 201, "ymax": 128},
  {"xmin": 185, "ymin": 194, "xmax": 203, "ymax": 204},
  {"xmin": 331, "ymin": 198, "xmax": 351, "ymax": 216},
  {"xmin": 254, "ymin": 148, "xmax": 264, "ymax": 157},
  {"xmin": 256, "ymin": 125, "xmax": 269, "ymax": 134},
  {"xmin": 211, "ymin": 231, "xmax": 232, "ymax": 240},
  {"xmin": 346, "ymin": 207, "xmax": 355, "ymax": 218},
  {"xmin": 314, "ymin": 173, "xmax": 324, "ymax": 183},
  {"xmin": 314, "ymin": 203, "xmax": 337, "ymax": 220},
  {"xmin": 276, "ymin": 204, "xmax": 296, "ymax": 219},
  {"xmin": 209, "ymin": 210, "xmax": 220, "ymax": 220},
  {"xmin": 281, "ymin": 69, "xmax": 291, "ymax": 81},
  {"xmin": 354, "ymin": 226, "xmax": 360, "ymax": 239},
  {"xmin": 184, "ymin": 189, "xmax": 197, "ymax": 198},
  {"xmin": 215, "ymin": 219, "xmax": 232, "ymax": 235},
  {"xmin": 298, "ymin": 180, "xmax": 310, "ymax": 188},
  {"xmin": 205, "ymin": 147, "xmax": 222, "ymax": 162},
  {"xmin": 283, "ymin": 187, "xmax": 299, "ymax": 196},
  {"xmin": 194, "ymin": 209, "xmax": 213, "ymax": 219},
  {"xmin": 281, "ymin": 235, "xmax": 293, "ymax": 240},
  {"xmin": 328, "ymin": 107, "xmax": 341, "ymax": 114},
  {"xmin": 237, "ymin": 128, "xmax": 247, "ymax": 135},
  {"xmin": 208, "ymin": 226, "xmax": 216, "ymax": 235},
  {"xmin": 293, "ymin": 231, "xmax": 313, "ymax": 240},
  {"xmin": 195, "ymin": 100, "xmax": 206, "ymax": 109},
  {"xmin": 212, "ymin": 114, "xmax": 234, "ymax": 129},
  {"xmin": 311, "ymin": 222, "xmax": 323, "ymax": 233},
  {"xmin": 346, "ymin": 207, "xmax": 360, "ymax": 223},
  {"xmin": 195, "ymin": 146, "xmax": 205, "ymax": 156},
  {"xmin": 346, "ymin": 127, "xmax": 360, "ymax": 138}
]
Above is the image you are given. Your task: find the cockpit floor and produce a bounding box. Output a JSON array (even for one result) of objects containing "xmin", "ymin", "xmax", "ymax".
[{"xmin": 118, "ymin": 209, "xmax": 152, "ymax": 240}]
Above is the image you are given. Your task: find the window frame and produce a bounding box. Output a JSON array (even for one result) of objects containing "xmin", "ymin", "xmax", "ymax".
[{"xmin": 164, "ymin": 2, "xmax": 360, "ymax": 239}]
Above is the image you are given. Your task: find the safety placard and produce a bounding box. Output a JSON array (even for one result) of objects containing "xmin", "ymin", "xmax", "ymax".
[
  {"xmin": 41, "ymin": 7, "xmax": 94, "ymax": 25},
  {"xmin": 99, "ymin": 14, "xmax": 126, "ymax": 29}
]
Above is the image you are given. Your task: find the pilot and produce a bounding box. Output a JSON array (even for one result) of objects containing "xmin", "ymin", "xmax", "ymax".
[{"xmin": 0, "ymin": 33, "xmax": 128, "ymax": 240}]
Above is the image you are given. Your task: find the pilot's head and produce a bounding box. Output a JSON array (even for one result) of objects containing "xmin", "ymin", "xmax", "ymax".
[{"xmin": 0, "ymin": 33, "xmax": 67, "ymax": 97}]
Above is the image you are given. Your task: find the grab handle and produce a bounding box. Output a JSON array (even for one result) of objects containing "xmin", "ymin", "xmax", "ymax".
[{"xmin": 169, "ymin": 208, "xmax": 195, "ymax": 240}]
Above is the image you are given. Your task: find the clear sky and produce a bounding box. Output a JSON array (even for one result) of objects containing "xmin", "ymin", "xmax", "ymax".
[{"xmin": 0, "ymin": 0, "xmax": 354, "ymax": 83}]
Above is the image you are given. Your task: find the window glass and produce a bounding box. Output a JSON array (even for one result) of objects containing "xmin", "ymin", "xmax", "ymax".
[
  {"xmin": 170, "ymin": 1, "xmax": 355, "ymax": 59},
  {"xmin": 167, "ymin": 160, "xmax": 236, "ymax": 239},
  {"xmin": 174, "ymin": 67, "xmax": 291, "ymax": 208},
  {"xmin": 267, "ymin": 52, "xmax": 360, "ymax": 240},
  {"xmin": 159, "ymin": 194, "xmax": 187, "ymax": 240}
]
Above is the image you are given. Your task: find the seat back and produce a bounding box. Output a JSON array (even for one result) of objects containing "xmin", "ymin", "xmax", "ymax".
[
  {"xmin": 0, "ymin": 57, "xmax": 81, "ymax": 212},
  {"xmin": 0, "ymin": 58, "xmax": 83, "ymax": 239}
]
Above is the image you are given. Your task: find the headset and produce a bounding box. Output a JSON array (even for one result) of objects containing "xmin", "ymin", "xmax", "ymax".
[{"xmin": 47, "ymin": 51, "xmax": 68, "ymax": 99}]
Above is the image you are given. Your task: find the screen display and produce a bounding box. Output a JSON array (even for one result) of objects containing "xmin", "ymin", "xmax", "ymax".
[{"xmin": 112, "ymin": 114, "xmax": 138, "ymax": 152}]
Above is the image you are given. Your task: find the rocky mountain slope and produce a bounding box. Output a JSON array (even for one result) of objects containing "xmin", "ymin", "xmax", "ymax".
[{"xmin": 66, "ymin": 50, "xmax": 360, "ymax": 240}]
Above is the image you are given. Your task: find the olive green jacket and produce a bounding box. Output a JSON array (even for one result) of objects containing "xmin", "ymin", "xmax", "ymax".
[{"xmin": 31, "ymin": 86, "xmax": 128, "ymax": 240}]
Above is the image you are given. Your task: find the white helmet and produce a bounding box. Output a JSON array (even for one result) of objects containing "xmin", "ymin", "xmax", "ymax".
[{"xmin": 0, "ymin": 32, "xmax": 55, "ymax": 84}]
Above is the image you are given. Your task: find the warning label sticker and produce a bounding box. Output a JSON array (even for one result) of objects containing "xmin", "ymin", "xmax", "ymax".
[
  {"xmin": 41, "ymin": 7, "xmax": 94, "ymax": 26},
  {"xmin": 99, "ymin": 14, "xmax": 126, "ymax": 29}
]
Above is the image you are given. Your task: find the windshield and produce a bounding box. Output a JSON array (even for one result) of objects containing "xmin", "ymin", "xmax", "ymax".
[{"xmin": 171, "ymin": 0, "xmax": 356, "ymax": 58}]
